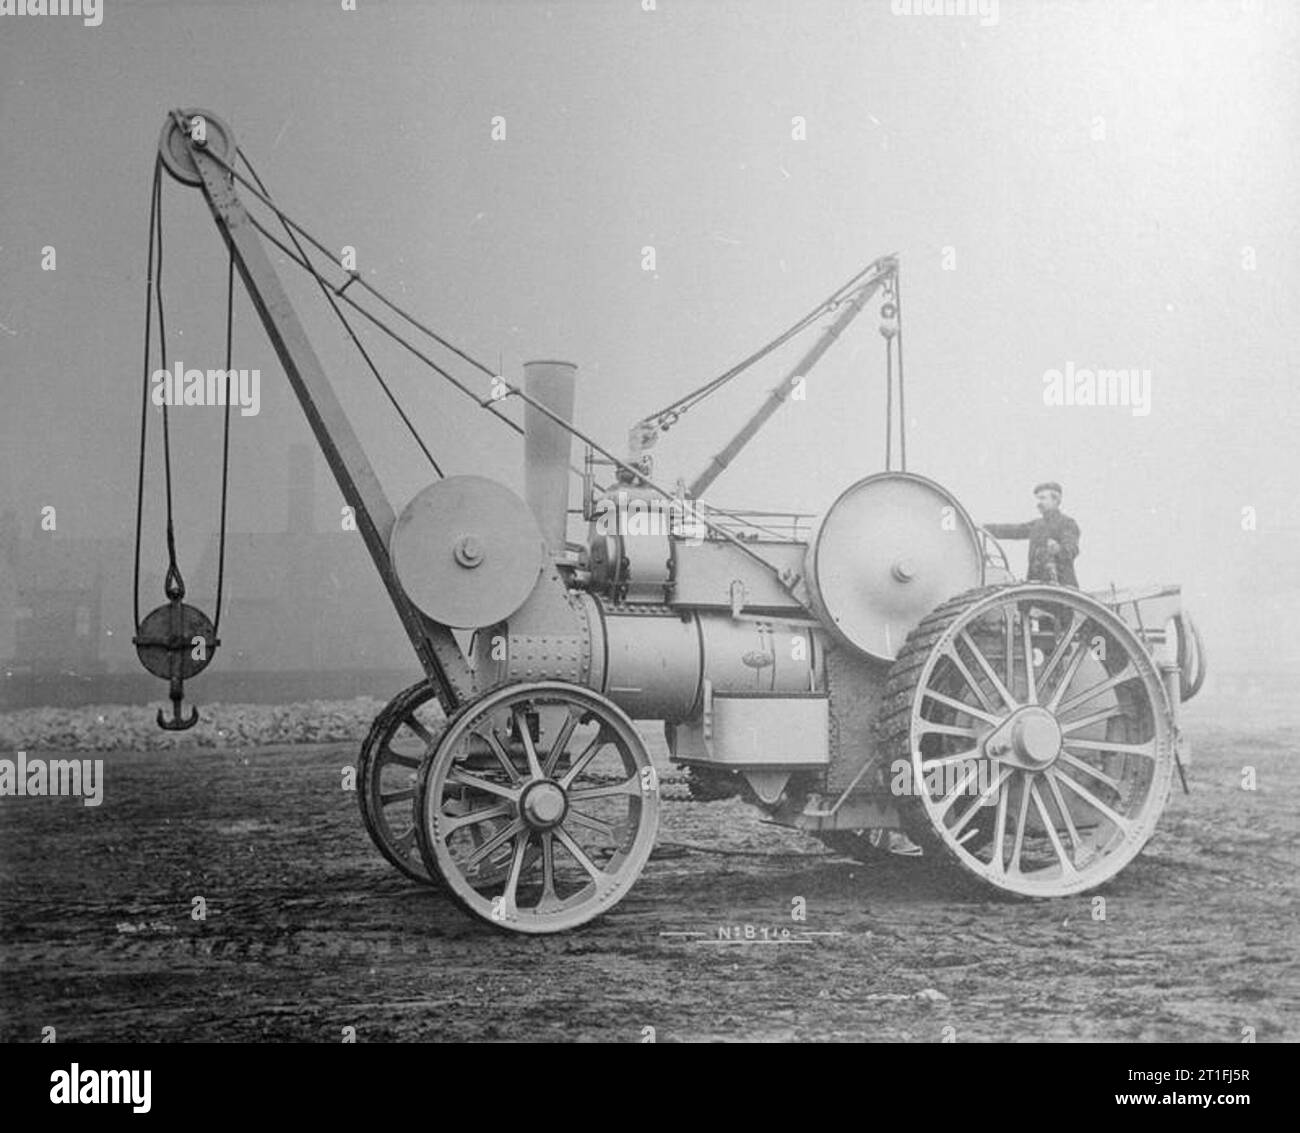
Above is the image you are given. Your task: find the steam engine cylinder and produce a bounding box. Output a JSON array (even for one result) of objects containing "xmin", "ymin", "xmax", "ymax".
[{"xmin": 587, "ymin": 601, "xmax": 825, "ymax": 722}]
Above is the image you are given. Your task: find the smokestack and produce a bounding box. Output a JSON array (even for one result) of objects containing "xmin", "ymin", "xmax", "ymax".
[
  {"xmin": 523, "ymin": 359, "xmax": 577, "ymax": 558},
  {"xmin": 287, "ymin": 443, "xmax": 315, "ymax": 534}
]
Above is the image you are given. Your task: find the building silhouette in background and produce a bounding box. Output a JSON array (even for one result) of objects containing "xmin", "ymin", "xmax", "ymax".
[{"xmin": 0, "ymin": 446, "xmax": 418, "ymax": 707}]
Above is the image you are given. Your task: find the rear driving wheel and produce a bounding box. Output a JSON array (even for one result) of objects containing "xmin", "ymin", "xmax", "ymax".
[{"xmin": 880, "ymin": 585, "xmax": 1174, "ymax": 896}]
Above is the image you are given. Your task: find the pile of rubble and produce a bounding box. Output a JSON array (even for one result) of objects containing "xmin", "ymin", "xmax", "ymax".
[{"xmin": 0, "ymin": 698, "xmax": 387, "ymax": 752}]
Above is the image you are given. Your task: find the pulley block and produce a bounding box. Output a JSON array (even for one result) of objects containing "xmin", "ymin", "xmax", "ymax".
[{"xmin": 134, "ymin": 599, "xmax": 219, "ymax": 730}]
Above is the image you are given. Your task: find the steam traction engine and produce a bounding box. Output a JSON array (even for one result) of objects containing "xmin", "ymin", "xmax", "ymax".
[{"xmin": 141, "ymin": 109, "xmax": 1205, "ymax": 934}]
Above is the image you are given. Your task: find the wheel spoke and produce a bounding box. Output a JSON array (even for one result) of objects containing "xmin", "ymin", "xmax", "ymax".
[
  {"xmin": 543, "ymin": 706, "xmax": 581, "ymax": 777},
  {"xmin": 1044, "ymin": 768, "xmax": 1082, "ymax": 855},
  {"xmin": 1030, "ymin": 780, "xmax": 1077, "ymax": 877},
  {"xmin": 1009, "ymin": 775, "xmax": 1034, "ymax": 873},
  {"xmin": 463, "ymin": 817, "xmax": 526, "ymax": 869},
  {"xmin": 380, "ymin": 786, "xmax": 416, "ymax": 806},
  {"xmin": 921, "ymin": 688, "xmax": 1001, "ymax": 726},
  {"xmin": 555, "ymin": 826, "xmax": 608, "ymax": 882},
  {"xmin": 403, "ymin": 715, "xmax": 435, "ymax": 746},
  {"xmin": 479, "ymin": 727, "xmax": 522, "ymax": 785},
  {"xmin": 1021, "ymin": 606, "xmax": 1037, "ymax": 704},
  {"xmin": 514, "ymin": 706, "xmax": 545, "ymax": 780},
  {"xmin": 500, "ymin": 832, "xmax": 531, "ymax": 915},
  {"xmin": 934, "ymin": 760, "xmax": 982, "ymax": 816},
  {"xmin": 917, "ymin": 721, "xmax": 978, "ymax": 740},
  {"xmin": 565, "ymin": 808, "xmax": 621, "ymax": 840},
  {"xmin": 989, "ymin": 775, "xmax": 1010, "ymax": 874},
  {"xmin": 1065, "ymin": 737, "xmax": 1156, "ymax": 758},
  {"xmin": 951, "ymin": 765, "xmax": 1010, "ymax": 838},
  {"xmin": 957, "ymin": 629, "xmax": 1018, "ymax": 711},
  {"xmin": 380, "ymin": 745, "xmax": 421, "ymax": 770},
  {"xmin": 447, "ymin": 767, "xmax": 522, "ymax": 802},
  {"xmin": 1037, "ymin": 611, "xmax": 1085, "ymax": 690},
  {"xmin": 440, "ymin": 799, "xmax": 514, "ymax": 834},
  {"xmin": 1060, "ymin": 704, "xmax": 1127, "ymax": 734},
  {"xmin": 1045, "ymin": 641, "xmax": 1090, "ymax": 711},
  {"xmin": 940, "ymin": 642, "xmax": 996, "ymax": 713},
  {"xmin": 1056, "ymin": 663, "xmax": 1137, "ymax": 716},
  {"xmin": 1051, "ymin": 770, "xmax": 1133, "ymax": 836},
  {"xmin": 1059, "ymin": 751, "xmax": 1122, "ymax": 791},
  {"xmin": 537, "ymin": 832, "xmax": 561, "ymax": 912},
  {"xmin": 920, "ymin": 747, "xmax": 983, "ymax": 769},
  {"xmin": 558, "ymin": 732, "xmax": 609, "ymax": 789}
]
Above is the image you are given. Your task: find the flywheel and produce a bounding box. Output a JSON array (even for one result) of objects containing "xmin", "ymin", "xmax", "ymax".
[{"xmin": 805, "ymin": 472, "xmax": 984, "ymax": 661}]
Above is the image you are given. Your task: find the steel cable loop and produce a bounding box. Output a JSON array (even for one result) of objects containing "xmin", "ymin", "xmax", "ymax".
[
  {"xmin": 213, "ymin": 250, "xmax": 234, "ymax": 636},
  {"xmin": 235, "ymin": 149, "xmax": 444, "ymax": 479},
  {"xmin": 132, "ymin": 158, "xmax": 163, "ymax": 632},
  {"xmin": 153, "ymin": 164, "xmax": 181, "ymax": 593}
]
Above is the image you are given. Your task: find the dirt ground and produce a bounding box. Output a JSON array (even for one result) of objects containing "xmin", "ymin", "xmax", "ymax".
[{"xmin": 0, "ymin": 687, "xmax": 1295, "ymax": 1043}]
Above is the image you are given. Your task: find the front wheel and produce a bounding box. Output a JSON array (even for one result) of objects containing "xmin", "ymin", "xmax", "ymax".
[{"xmin": 414, "ymin": 682, "xmax": 661, "ymax": 934}]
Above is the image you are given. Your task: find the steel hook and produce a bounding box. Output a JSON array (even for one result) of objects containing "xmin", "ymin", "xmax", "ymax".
[{"xmin": 158, "ymin": 675, "xmax": 200, "ymax": 731}]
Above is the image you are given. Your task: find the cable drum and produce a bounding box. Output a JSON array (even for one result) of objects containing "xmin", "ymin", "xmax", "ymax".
[
  {"xmin": 804, "ymin": 472, "xmax": 984, "ymax": 662},
  {"xmin": 391, "ymin": 476, "xmax": 545, "ymax": 629}
]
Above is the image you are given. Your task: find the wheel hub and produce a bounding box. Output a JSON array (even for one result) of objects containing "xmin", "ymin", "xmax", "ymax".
[
  {"xmin": 985, "ymin": 706, "xmax": 1062, "ymax": 769},
  {"xmin": 520, "ymin": 780, "xmax": 568, "ymax": 829}
]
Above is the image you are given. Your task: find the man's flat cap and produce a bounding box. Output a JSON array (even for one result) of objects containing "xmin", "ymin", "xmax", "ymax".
[{"xmin": 1034, "ymin": 481, "xmax": 1063, "ymax": 495}]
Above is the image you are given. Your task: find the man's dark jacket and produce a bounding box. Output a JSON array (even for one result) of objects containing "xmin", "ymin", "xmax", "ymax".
[{"xmin": 984, "ymin": 511, "xmax": 1080, "ymax": 587}]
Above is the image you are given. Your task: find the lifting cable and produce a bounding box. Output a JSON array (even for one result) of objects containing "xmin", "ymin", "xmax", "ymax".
[
  {"xmin": 236, "ymin": 148, "xmax": 443, "ymax": 479},
  {"xmin": 206, "ymin": 143, "xmax": 805, "ymax": 557},
  {"xmin": 878, "ymin": 270, "xmax": 907, "ymax": 473},
  {"xmin": 196, "ymin": 144, "xmax": 525, "ymax": 444},
  {"xmin": 133, "ymin": 155, "xmax": 235, "ymax": 637},
  {"xmin": 236, "ymin": 205, "xmax": 806, "ymax": 570}
]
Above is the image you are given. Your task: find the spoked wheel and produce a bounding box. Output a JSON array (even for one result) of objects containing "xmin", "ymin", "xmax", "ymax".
[
  {"xmin": 415, "ymin": 681, "xmax": 661, "ymax": 934},
  {"xmin": 357, "ymin": 680, "xmax": 447, "ymax": 883},
  {"xmin": 880, "ymin": 584, "xmax": 1174, "ymax": 897}
]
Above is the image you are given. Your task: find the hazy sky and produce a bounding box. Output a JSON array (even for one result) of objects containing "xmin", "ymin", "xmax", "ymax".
[{"xmin": 1, "ymin": 0, "xmax": 1297, "ymax": 675}]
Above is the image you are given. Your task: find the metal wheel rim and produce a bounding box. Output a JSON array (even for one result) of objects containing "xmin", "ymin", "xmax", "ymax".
[
  {"xmin": 906, "ymin": 586, "xmax": 1173, "ymax": 896},
  {"xmin": 357, "ymin": 682, "xmax": 445, "ymax": 884},
  {"xmin": 416, "ymin": 682, "xmax": 660, "ymax": 934}
]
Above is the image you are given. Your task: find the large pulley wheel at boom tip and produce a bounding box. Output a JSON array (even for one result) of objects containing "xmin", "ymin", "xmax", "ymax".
[
  {"xmin": 805, "ymin": 472, "xmax": 984, "ymax": 662},
  {"xmin": 413, "ymin": 682, "xmax": 661, "ymax": 934},
  {"xmin": 158, "ymin": 108, "xmax": 238, "ymax": 186},
  {"xmin": 391, "ymin": 475, "xmax": 545, "ymax": 629},
  {"xmin": 882, "ymin": 584, "xmax": 1174, "ymax": 898}
]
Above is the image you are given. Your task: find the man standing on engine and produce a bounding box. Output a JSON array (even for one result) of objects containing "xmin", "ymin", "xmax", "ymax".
[{"xmin": 985, "ymin": 481, "xmax": 1080, "ymax": 587}]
